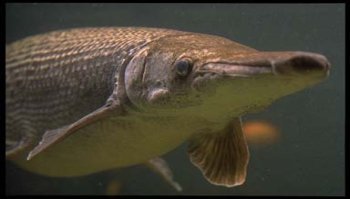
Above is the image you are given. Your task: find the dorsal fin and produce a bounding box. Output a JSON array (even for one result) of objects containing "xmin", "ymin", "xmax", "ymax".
[{"xmin": 187, "ymin": 117, "xmax": 249, "ymax": 187}]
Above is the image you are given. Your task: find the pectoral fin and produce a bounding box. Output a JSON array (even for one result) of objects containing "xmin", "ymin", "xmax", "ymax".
[
  {"xmin": 27, "ymin": 100, "xmax": 123, "ymax": 160},
  {"xmin": 145, "ymin": 157, "xmax": 182, "ymax": 192},
  {"xmin": 187, "ymin": 117, "xmax": 249, "ymax": 187},
  {"xmin": 6, "ymin": 135, "xmax": 33, "ymax": 157}
]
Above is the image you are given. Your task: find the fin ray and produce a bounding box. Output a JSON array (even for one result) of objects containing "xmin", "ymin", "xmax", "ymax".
[
  {"xmin": 146, "ymin": 157, "xmax": 182, "ymax": 192},
  {"xmin": 6, "ymin": 136, "xmax": 32, "ymax": 157},
  {"xmin": 27, "ymin": 100, "xmax": 122, "ymax": 160},
  {"xmin": 188, "ymin": 117, "xmax": 249, "ymax": 187}
]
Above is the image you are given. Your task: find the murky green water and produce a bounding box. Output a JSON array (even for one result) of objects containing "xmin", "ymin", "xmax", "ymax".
[{"xmin": 5, "ymin": 3, "xmax": 345, "ymax": 195}]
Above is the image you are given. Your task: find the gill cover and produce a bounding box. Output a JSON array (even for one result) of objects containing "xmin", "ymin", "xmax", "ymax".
[
  {"xmin": 125, "ymin": 47, "xmax": 173, "ymax": 106},
  {"xmin": 125, "ymin": 46, "xmax": 194, "ymax": 107}
]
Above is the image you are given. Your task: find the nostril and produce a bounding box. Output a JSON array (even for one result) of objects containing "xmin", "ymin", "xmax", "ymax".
[
  {"xmin": 289, "ymin": 56, "xmax": 327, "ymax": 73},
  {"xmin": 274, "ymin": 54, "xmax": 330, "ymax": 75}
]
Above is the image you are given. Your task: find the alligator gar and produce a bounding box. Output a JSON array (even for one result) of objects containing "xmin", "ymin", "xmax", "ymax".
[{"xmin": 6, "ymin": 27, "xmax": 330, "ymax": 188}]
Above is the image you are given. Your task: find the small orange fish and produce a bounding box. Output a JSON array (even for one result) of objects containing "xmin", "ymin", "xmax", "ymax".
[{"xmin": 242, "ymin": 120, "xmax": 280, "ymax": 146}]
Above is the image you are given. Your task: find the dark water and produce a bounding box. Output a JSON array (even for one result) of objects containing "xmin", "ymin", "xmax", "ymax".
[{"xmin": 5, "ymin": 3, "xmax": 345, "ymax": 195}]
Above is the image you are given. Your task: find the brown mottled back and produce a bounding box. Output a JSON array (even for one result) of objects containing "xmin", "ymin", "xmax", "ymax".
[{"xmin": 6, "ymin": 27, "xmax": 188, "ymax": 154}]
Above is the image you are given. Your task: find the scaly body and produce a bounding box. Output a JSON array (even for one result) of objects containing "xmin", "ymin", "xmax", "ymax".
[{"xmin": 6, "ymin": 27, "xmax": 330, "ymax": 187}]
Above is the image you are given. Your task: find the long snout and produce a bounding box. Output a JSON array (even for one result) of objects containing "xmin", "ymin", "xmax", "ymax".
[{"xmin": 198, "ymin": 51, "xmax": 330, "ymax": 78}]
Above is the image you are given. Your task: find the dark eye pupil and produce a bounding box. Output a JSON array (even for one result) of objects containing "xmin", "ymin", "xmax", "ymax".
[{"xmin": 176, "ymin": 60, "xmax": 191, "ymax": 76}]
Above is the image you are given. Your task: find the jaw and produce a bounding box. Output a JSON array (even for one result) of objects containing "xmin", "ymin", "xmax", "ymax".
[
  {"xmin": 127, "ymin": 51, "xmax": 330, "ymax": 130},
  {"xmin": 189, "ymin": 51, "xmax": 330, "ymax": 122}
]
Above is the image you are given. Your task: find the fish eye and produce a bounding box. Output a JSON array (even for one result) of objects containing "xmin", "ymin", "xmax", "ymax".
[{"xmin": 175, "ymin": 59, "xmax": 192, "ymax": 77}]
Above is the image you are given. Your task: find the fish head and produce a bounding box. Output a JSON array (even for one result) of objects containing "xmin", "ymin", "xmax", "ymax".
[
  {"xmin": 190, "ymin": 51, "xmax": 330, "ymax": 114},
  {"xmin": 125, "ymin": 34, "xmax": 330, "ymax": 118}
]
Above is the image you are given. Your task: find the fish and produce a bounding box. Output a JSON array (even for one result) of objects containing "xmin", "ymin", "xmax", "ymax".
[
  {"xmin": 242, "ymin": 120, "xmax": 280, "ymax": 146},
  {"xmin": 6, "ymin": 27, "xmax": 330, "ymax": 189}
]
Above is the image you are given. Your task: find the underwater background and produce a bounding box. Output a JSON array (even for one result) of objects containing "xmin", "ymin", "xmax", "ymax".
[{"xmin": 5, "ymin": 3, "xmax": 345, "ymax": 195}]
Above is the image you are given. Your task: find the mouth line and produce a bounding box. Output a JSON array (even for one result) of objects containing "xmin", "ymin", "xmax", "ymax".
[{"xmin": 196, "ymin": 62, "xmax": 273, "ymax": 77}]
